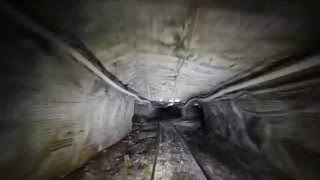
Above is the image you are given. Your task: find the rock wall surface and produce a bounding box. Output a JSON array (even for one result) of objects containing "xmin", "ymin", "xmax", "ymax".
[
  {"xmin": 202, "ymin": 64, "xmax": 320, "ymax": 179},
  {"xmin": 133, "ymin": 103, "xmax": 156, "ymax": 119},
  {"xmin": 8, "ymin": 0, "xmax": 320, "ymax": 101},
  {"xmin": 0, "ymin": 18, "xmax": 134, "ymax": 180}
]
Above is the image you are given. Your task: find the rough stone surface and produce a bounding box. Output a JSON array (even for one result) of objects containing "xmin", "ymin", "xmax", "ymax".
[
  {"xmin": 3, "ymin": 1, "xmax": 320, "ymax": 179},
  {"xmin": 62, "ymin": 117, "xmax": 158, "ymax": 180},
  {"xmin": 134, "ymin": 103, "xmax": 157, "ymax": 119},
  {"xmin": 202, "ymin": 76, "xmax": 320, "ymax": 179},
  {"xmin": 9, "ymin": 0, "xmax": 320, "ymax": 101},
  {"xmin": 0, "ymin": 20, "xmax": 134, "ymax": 179}
]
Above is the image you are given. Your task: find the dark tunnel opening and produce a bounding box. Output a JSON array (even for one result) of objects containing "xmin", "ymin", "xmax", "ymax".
[{"xmin": 154, "ymin": 106, "xmax": 182, "ymax": 120}]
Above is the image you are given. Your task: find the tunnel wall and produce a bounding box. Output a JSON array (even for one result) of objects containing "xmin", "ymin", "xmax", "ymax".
[
  {"xmin": 181, "ymin": 105, "xmax": 201, "ymax": 119},
  {"xmin": 133, "ymin": 103, "xmax": 156, "ymax": 119},
  {"xmin": 0, "ymin": 20, "xmax": 134, "ymax": 179},
  {"xmin": 202, "ymin": 77, "xmax": 320, "ymax": 179}
]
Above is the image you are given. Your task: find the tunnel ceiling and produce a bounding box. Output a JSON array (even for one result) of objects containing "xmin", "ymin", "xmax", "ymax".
[{"xmin": 11, "ymin": 0, "xmax": 320, "ymax": 102}]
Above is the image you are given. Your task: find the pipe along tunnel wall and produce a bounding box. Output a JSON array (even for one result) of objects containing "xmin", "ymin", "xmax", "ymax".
[{"xmin": 0, "ymin": 19, "xmax": 135, "ymax": 179}]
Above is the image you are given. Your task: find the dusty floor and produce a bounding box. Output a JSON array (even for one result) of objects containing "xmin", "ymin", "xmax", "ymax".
[
  {"xmin": 171, "ymin": 119, "xmax": 291, "ymax": 180},
  {"xmin": 61, "ymin": 117, "xmax": 291, "ymax": 180},
  {"xmin": 154, "ymin": 121, "xmax": 206, "ymax": 179},
  {"xmin": 61, "ymin": 117, "xmax": 158, "ymax": 180}
]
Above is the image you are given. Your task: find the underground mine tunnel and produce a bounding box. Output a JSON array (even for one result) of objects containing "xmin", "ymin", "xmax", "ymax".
[{"xmin": 1, "ymin": 0, "xmax": 320, "ymax": 179}]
